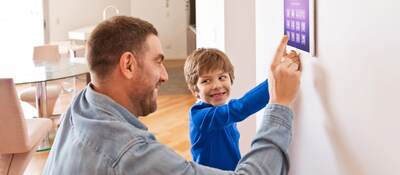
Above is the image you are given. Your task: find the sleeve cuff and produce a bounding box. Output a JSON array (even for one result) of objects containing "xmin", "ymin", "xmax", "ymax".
[{"xmin": 264, "ymin": 104, "xmax": 293, "ymax": 130}]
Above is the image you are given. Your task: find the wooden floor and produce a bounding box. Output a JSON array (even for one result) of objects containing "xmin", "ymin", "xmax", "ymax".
[{"xmin": 21, "ymin": 60, "xmax": 195, "ymax": 174}]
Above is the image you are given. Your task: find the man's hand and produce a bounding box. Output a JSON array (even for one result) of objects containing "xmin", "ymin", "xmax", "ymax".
[
  {"xmin": 286, "ymin": 50, "xmax": 301, "ymax": 71},
  {"xmin": 268, "ymin": 36, "xmax": 302, "ymax": 106}
]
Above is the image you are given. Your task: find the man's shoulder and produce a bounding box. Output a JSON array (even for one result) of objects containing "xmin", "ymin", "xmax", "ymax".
[
  {"xmin": 61, "ymin": 88, "xmax": 155, "ymax": 162},
  {"xmin": 69, "ymin": 111, "xmax": 152, "ymax": 148},
  {"xmin": 57, "ymin": 110, "xmax": 154, "ymax": 165}
]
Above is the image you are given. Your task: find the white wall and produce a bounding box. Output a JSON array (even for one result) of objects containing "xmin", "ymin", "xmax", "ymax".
[
  {"xmin": 48, "ymin": 0, "xmax": 130, "ymax": 42},
  {"xmin": 256, "ymin": 0, "xmax": 400, "ymax": 174},
  {"xmin": 196, "ymin": 0, "xmax": 257, "ymax": 153},
  {"xmin": 196, "ymin": 0, "xmax": 225, "ymax": 50},
  {"xmin": 131, "ymin": 0, "xmax": 187, "ymax": 59}
]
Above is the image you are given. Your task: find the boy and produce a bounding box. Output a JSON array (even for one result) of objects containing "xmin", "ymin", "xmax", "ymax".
[{"xmin": 183, "ymin": 48, "xmax": 270, "ymax": 170}]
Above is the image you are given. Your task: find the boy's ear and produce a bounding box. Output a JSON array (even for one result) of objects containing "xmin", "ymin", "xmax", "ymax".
[
  {"xmin": 189, "ymin": 87, "xmax": 200, "ymax": 99},
  {"xmin": 193, "ymin": 92, "xmax": 200, "ymax": 99}
]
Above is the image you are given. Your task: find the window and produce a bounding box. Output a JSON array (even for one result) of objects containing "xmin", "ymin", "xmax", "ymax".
[{"xmin": 0, "ymin": 0, "xmax": 44, "ymax": 65}]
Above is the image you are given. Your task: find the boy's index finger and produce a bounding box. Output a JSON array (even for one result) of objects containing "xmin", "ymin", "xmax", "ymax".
[{"xmin": 271, "ymin": 36, "xmax": 289, "ymax": 69}]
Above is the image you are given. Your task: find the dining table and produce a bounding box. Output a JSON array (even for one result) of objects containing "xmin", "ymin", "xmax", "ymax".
[
  {"xmin": 1, "ymin": 57, "xmax": 89, "ymax": 117},
  {"xmin": 0, "ymin": 57, "xmax": 90, "ymax": 150}
]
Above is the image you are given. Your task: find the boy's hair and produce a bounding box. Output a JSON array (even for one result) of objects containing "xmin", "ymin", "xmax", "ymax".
[{"xmin": 184, "ymin": 48, "xmax": 235, "ymax": 93}]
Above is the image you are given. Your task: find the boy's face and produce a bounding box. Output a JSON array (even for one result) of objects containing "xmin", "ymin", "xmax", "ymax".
[{"xmin": 194, "ymin": 69, "xmax": 232, "ymax": 106}]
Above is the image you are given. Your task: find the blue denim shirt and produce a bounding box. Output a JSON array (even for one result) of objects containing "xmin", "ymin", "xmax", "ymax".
[{"xmin": 43, "ymin": 84, "xmax": 293, "ymax": 175}]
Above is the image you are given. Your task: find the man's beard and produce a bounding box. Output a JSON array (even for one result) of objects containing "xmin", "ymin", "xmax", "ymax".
[{"xmin": 137, "ymin": 88, "xmax": 158, "ymax": 116}]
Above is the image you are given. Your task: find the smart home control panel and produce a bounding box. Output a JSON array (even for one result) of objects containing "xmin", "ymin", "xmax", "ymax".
[{"xmin": 284, "ymin": 0, "xmax": 315, "ymax": 56}]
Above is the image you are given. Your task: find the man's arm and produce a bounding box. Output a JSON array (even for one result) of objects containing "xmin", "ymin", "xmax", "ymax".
[
  {"xmin": 235, "ymin": 104, "xmax": 292, "ymax": 174},
  {"xmin": 115, "ymin": 103, "xmax": 292, "ymax": 175},
  {"xmin": 235, "ymin": 35, "xmax": 300, "ymax": 174},
  {"xmin": 117, "ymin": 36, "xmax": 301, "ymax": 175}
]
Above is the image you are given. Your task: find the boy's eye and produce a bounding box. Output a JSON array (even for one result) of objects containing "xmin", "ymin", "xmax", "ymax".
[
  {"xmin": 201, "ymin": 79, "xmax": 210, "ymax": 84},
  {"xmin": 219, "ymin": 75, "xmax": 227, "ymax": 80}
]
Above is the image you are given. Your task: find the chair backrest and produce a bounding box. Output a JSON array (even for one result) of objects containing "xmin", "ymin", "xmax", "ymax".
[
  {"xmin": 0, "ymin": 78, "xmax": 29, "ymax": 153},
  {"xmin": 32, "ymin": 44, "xmax": 61, "ymax": 63},
  {"xmin": 72, "ymin": 46, "xmax": 86, "ymax": 57}
]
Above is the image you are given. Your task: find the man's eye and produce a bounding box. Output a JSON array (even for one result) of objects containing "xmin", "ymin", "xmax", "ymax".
[{"xmin": 219, "ymin": 76, "xmax": 227, "ymax": 80}]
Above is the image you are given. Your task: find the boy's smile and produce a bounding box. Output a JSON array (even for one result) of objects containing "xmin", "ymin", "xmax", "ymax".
[{"xmin": 195, "ymin": 70, "xmax": 232, "ymax": 106}]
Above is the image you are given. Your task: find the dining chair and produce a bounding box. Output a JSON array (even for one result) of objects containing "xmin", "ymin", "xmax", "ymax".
[
  {"xmin": 32, "ymin": 44, "xmax": 61, "ymax": 63},
  {"xmin": 19, "ymin": 44, "xmax": 63, "ymax": 116},
  {"xmin": 0, "ymin": 78, "xmax": 52, "ymax": 175},
  {"xmin": 70, "ymin": 45, "xmax": 86, "ymax": 58}
]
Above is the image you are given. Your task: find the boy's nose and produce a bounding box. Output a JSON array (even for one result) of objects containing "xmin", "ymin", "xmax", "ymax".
[{"xmin": 211, "ymin": 80, "xmax": 222, "ymax": 89}]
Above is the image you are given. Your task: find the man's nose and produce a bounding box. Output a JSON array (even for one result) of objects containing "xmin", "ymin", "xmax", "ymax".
[{"xmin": 160, "ymin": 64, "xmax": 169, "ymax": 83}]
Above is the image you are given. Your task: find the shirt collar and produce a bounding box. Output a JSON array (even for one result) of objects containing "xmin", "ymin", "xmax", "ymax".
[{"xmin": 84, "ymin": 83, "xmax": 148, "ymax": 130}]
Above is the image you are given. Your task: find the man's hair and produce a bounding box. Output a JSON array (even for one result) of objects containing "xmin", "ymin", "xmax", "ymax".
[
  {"xmin": 184, "ymin": 48, "xmax": 235, "ymax": 93},
  {"xmin": 87, "ymin": 16, "xmax": 158, "ymax": 78}
]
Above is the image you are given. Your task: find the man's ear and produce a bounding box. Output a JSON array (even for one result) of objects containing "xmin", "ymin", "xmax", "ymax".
[{"xmin": 119, "ymin": 51, "xmax": 137, "ymax": 79}]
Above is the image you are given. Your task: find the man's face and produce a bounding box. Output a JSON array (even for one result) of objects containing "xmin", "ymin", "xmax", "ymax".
[
  {"xmin": 131, "ymin": 34, "xmax": 168, "ymax": 116},
  {"xmin": 194, "ymin": 70, "xmax": 231, "ymax": 106}
]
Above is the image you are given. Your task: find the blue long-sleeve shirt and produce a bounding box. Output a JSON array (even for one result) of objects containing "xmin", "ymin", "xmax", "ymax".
[{"xmin": 189, "ymin": 80, "xmax": 269, "ymax": 170}]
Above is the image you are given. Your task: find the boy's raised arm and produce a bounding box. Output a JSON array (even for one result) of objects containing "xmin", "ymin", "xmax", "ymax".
[{"xmin": 191, "ymin": 81, "xmax": 268, "ymax": 131}]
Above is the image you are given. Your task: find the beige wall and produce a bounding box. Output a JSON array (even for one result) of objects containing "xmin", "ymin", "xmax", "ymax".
[
  {"xmin": 224, "ymin": 0, "xmax": 257, "ymax": 153},
  {"xmin": 131, "ymin": 0, "xmax": 188, "ymax": 59},
  {"xmin": 256, "ymin": 0, "xmax": 400, "ymax": 174},
  {"xmin": 47, "ymin": 0, "xmax": 130, "ymax": 42},
  {"xmin": 47, "ymin": 0, "xmax": 187, "ymax": 59}
]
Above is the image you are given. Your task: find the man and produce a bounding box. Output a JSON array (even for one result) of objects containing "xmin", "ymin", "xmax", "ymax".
[{"xmin": 43, "ymin": 16, "xmax": 301, "ymax": 175}]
